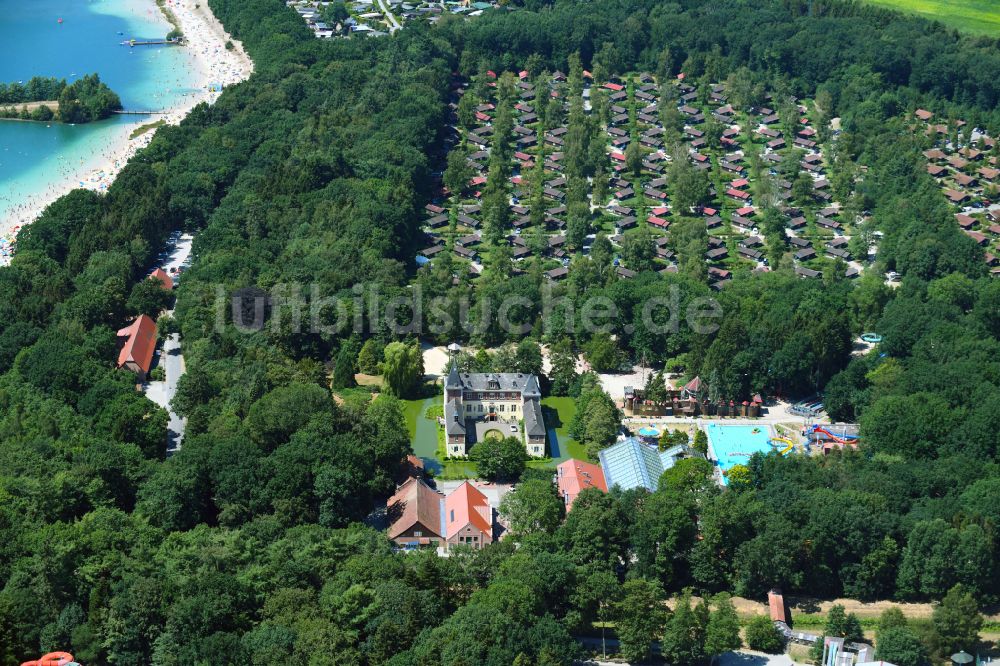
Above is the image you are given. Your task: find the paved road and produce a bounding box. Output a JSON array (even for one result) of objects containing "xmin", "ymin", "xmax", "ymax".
[
  {"xmin": 377, "ymin": 0, "xmax": 401, "ymax": 32},
  {"xmin": 146, "ymin": 334, "xmax": 186, "ymax": 454},
  {"xmin": 573, "ymin": 642, "xmax": 794, "ymax": 666},
  {"xmin": 143, "ymin": 232, "xmax": 193, "ymax": 455}
]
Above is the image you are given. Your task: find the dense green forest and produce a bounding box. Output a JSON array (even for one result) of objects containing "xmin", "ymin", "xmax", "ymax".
[
  {"xmin": 1, "ymin": 0, "xmax": 1000, "ymax": 663},
  {"xmin": 0, "ymin": 74, "xmax": 121, "ymax": 123},
  {"xmin": 0, "ymin": 77, "xmax": 68, "ymax": 104}
]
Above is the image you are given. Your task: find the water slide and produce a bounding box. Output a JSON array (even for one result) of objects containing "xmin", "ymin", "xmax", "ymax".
[
  {"xmin": 20, "ymin": 653, "xmax": 78, "ymax": 666},
  {"xmin": 810, "ymin": 426, "xmax": 859, "ymax": 446},
  {"xmin": 770, "ymin": 437, "xmax": 795, "ymax": 455}
]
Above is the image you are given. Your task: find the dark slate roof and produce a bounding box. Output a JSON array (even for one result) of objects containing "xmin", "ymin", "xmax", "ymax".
[
  {"xmin": 445, "ymin": 398, "xmax": 466, "ymax": 435},
  {"xmin": 446, "ymin": 361, "xmax": 463, "ymax": 389},
  {"xmin": 522, "ymin": 374, "xmax": 541, "ymax": 398},
  {"xmin": 455, "ymin": 372, "xmax": 539, "ymax": 392},
  {"xmin": 523, "ymin": 398, "xmax": 545, "ymax": 437}
]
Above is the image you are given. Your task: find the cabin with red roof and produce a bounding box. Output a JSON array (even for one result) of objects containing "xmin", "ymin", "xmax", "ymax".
[
  {"xmin": 388, "ymin": 477, "xmax": 445, "ymax": 549},
  {"xmin": 768, "ymin": 589, "xmax": 789, "ymax": 624},
  {"xmin": 116, "ymin": 314, "xmax": 158, "ymax": 381},
  {"xmin": 445, "ymin": 482, "xmax": 493, "ymax": 550},
  {"xmin": 149, "ymin": 268, "xmax": 173, "ymax": 291},
  {"xmin": 556, "ymin": 459, "xmax": 608, "ymax": 510}
]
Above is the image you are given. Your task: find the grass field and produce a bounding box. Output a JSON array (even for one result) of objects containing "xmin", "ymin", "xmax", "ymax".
[{"xmin": 865, "ymin": 0, "xmax": 1000, "ymax": 36}]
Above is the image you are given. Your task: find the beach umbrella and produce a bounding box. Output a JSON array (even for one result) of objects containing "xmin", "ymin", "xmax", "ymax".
[{"xmin": 952, "ymin": 652, "xmax": 974, "ymax": 665}]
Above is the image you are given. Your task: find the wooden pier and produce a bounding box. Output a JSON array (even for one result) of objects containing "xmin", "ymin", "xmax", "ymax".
[{"xmin": 120, "ymin": 38, "xmax": 183, "ymax": 47}]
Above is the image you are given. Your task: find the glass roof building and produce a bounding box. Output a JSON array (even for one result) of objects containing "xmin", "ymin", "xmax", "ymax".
[{"xmin": 598, "ymin": 437, "xmax": 697, "ymax": 492}]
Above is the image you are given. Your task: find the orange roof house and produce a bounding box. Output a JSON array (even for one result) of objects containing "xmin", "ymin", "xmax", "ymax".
[
  {"xmin": 768, "ymin": 589, "xmax": 789, "ymax": 624},
  {"xmin": 445, "ymin": 481, "xmax": 493, "ymax": 550},
  {"xmin": 556, "ymin": 459, "xmax": 608, "ymax": 510},
  {"xmin": 149, "ymin": 268, "xmax": 173, "ymax": 290},
  {"xmin": 116, "ymin": 314, "xmax": 157, "ymax": 379},
  {"xmin": 387, "ymin": 477, "xmax": 445, "ymax": 548}
]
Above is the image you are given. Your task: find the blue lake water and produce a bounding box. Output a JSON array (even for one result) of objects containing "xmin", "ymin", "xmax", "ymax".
[{"xmin": 0, "ymin": 0, "xmax": 201, "ymax": 222}]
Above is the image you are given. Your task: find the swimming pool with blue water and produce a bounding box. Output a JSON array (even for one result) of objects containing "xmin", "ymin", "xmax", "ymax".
[{"xmin": 705, "ymin": 423, "xmax": 776, "ymax": 483}]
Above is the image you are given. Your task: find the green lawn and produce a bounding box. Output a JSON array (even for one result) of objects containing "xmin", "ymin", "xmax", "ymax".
[{"xmin": 865, "ymin": 0, "xmax": 1000, "ymax": 35}]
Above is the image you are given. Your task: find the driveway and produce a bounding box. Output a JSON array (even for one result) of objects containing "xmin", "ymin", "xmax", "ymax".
[
  {"xmin": 718, "ymin": 651, "xmax": 796, "ymax": 666},
  {"xmin": 377, "ymin": 0, "xmax": 401, "ymax": 31},
  {"xmin": 146, "ymin": 335, "xmax": 186, "ymax": 453},
  {"xmin": 143, "ymin": 232, "xmax": 193, "ymax": 454}
]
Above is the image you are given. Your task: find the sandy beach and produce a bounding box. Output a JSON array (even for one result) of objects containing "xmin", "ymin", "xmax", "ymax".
[{"xmin": 0, "ymin": 0, "xmax": 252, "ymax": 263}]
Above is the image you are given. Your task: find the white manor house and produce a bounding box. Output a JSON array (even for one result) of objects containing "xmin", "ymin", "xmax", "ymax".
[{"xmin": 444, "ymin": 364, "xmax": 547, "ymax": 458}]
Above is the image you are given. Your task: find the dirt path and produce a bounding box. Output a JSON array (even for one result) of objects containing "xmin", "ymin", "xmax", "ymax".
[
  {"xmin": 730, "ymin": 595, "xmax": 936, "ymax": 620},
  {"xmin": 682, "ymin": 595, "xmax": 1000, "ymax": 623},
  {"xmin": 0, "ymin": 100, "xmax": 58, "ymax": 114}
]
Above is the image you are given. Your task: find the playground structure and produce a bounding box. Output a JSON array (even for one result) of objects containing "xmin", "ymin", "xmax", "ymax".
[{"xmin": 20, "ymin": 652, "xmax": 79, "ymax": 666}]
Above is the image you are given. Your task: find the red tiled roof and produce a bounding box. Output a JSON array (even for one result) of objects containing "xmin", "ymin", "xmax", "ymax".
[
  {"xmin": 556, "ymin": 459, "xmax": 607, "ymax": 510},
  {"xmin": 149, "ymin": 268, "xmax": 173, "ymax": 290},
  {"xmin": 116, "ymin": 314, "xmax": 157, "ymax": 374},
  {"xmin": 445, "ymin": 481, "xmax": 491, "ymax": 537},
  {"xmin": 768, "ymin": 590, "xmax": 787, "ymax": 623},
  {"xmin": 388, "ymin": 477, "xmax": 444, "ymax": 539}
]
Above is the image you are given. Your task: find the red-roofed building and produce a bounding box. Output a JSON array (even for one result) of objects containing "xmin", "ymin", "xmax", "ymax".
[
  {"xmin": 768, "ymin": 589, "xmax": 789, "ymax": 624},
  {"xmin": 388, "ymin": 477, "xmax": 445, "ymax": 548},
  {"xmin": 400, "ymin": 454, "xmax": 425, "ymax": 480},
  {"xmin": 603, "ymin": 82, "xmax": 624, "ymax": 92},
  {"xmin": 681, "ymin": 376, "xmax": 703, "ymax": 400},
  {"xmin": 556, "ymin": 459, "xmax": 608, "ymax": 510},
  {"xmin": 445, "ymin": 482, "xmax": 493, "ymax": 550},
  {"xmin": 149, "ymin": 267, "xmax": 173, "ymax": 290},
  {"xmin": 116, "ymin": 314, "xmax": 157, "ymax": 381}
]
